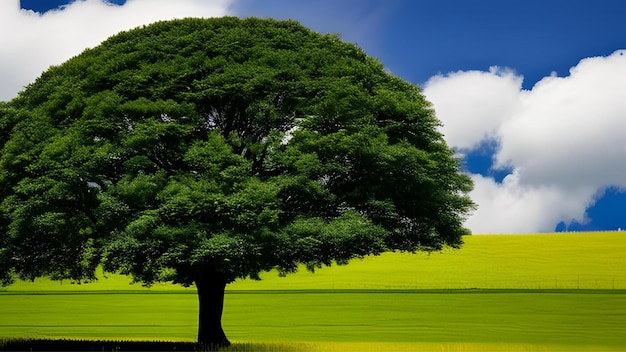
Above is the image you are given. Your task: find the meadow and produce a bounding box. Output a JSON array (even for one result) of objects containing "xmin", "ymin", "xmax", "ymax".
[{"xmin": 2, "ymin": 232, "xmax": 626, "ymax": 351}]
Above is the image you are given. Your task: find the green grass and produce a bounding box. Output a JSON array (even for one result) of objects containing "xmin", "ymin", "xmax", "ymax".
[
  {"xmin": 2, "ymin": 232, "xmax": 626, "ymax": 351},
  {"xmin": 2, "ymin": 290, "xmax": 626, "ymax": 350},
  {"xmin": 0, "ymin": 292, "xmax": 196, "ymax": 340},
  {"xmin": 227, "ymin": 231, "xmax": 626, "ymax": 290},
  {"xmin": 4, "ymin": 232, "xmax": 625, "ymax": 292}
]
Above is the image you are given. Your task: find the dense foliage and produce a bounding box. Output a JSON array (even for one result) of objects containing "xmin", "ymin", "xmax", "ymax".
[{"xmin": 0, "ymin": 17, "xmax": 474, "ymax": 345}]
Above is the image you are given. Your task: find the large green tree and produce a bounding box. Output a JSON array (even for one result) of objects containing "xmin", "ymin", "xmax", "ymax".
[{"xmin": 0, "ymin": 17, "xmax": 474, "ymax": 347}]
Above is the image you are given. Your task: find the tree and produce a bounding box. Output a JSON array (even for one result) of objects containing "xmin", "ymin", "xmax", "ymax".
[{"xmin": 0, "ymin": 17, "xmax": 475, "ymax": 348}]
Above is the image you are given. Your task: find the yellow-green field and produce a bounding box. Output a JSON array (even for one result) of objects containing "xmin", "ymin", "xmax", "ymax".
[
  {"xmin": 230, "ymin": 231, "xmax": 626, "ymax": 290},
  {"xmin": 2, "ymin": 232, "xmax": 626, "ymax": 351},
  {"xmin": 6, "ymin": 231, "xmax": 625, "ymax": 292}
]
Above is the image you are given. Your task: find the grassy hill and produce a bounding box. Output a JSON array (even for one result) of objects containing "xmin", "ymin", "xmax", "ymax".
[
  {"xmin": 5, "ymin": 231, "xmax": 624, "ymax": 292},
  {"xmin": 230, "ymin": 231, "xmax": 626, "ymax": 290}
]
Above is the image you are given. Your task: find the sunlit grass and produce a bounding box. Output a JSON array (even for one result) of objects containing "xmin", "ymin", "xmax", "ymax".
[
  {"xmin": 1, "ymin": 339, "xmax": 621, "ymax": 352},
  {"xmin": 2, "ymin": 232, "xmax": 626, "ymax": 351},
  {"xmin": 5, "ymin": 232, "xmax": 626, "ymax": 292},
  {"xmin": 2, "ymin": 290, "xmax": 626, "ymax": 349},
  {"xmin": 239, "ymin": 342, "xmax": 626, "ymax": 352},
  {"xmin": 230, "ymin": 231, "xmax": 626, "ymax": 290}
]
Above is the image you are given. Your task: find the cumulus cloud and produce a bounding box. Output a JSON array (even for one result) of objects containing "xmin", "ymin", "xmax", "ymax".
[
  {"xmin": 0, "ymin": 0, "xmax": 234, "ymax": 101},
  {"xmin": 424, "ymin": 50, "xmax": 626, "ymax": 233},
  {"xmin": 424, "ymin": 67, "xmax": 523, "ymax": 150},
  {"xmin": 465, "ymin": 173, "xmax": 594, "ymax": 234}
]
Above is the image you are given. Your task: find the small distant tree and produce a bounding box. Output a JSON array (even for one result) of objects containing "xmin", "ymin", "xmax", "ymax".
[{"xmin": 0, "ymin": 17, "xmax": 474, "ymax": 348}]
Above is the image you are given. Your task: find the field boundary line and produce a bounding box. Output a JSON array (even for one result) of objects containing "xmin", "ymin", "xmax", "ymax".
[
  {"xmin": 225, "ymin": 288, "xmax": 626, "ymax": 294},
  {"xmin": 5, "ymin": 288, "xmax": 626, "ymax": 296},
  {"xmin": 0, "ymin": 290, "xmax": 196, "ymax": 296}
]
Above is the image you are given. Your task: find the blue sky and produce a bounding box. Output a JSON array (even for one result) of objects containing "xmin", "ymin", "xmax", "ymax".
[{"xmin": 8, "ymin": 0, "xmax": 626, "ymax": 233}]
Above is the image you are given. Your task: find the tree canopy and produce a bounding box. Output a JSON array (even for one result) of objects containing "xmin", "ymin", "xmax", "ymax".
[{"xmin": 0, "ymin": 17, "xmax": 474, "ymax": 346}]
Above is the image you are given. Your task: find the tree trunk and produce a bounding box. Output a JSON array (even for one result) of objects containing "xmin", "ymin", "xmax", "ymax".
[{"xmin": 195, "ymin": 272, "xmax": 231, "ymax": 349}]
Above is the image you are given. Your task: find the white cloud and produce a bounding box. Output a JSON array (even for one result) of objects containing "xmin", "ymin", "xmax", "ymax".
[
  {"xmin": 424, "ymin": 50, "xmax": 626, "ymax": 233},
  {"xmin": 0, "ymin": 0, "xmax": 234, "ymax": 101},
  {"xmin": 465, "ymin": 173, "xmax": 593, "ymax": 234},
  {"xmin": 424, "ymin": 67, "xmax": 523, "ymax": 150}
]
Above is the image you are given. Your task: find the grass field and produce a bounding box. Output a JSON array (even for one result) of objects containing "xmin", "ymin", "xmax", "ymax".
[
  {"xmin": 6, "ymin": 231, "xmax": 625, "ymax": 292},
  {"xmin": 3, "ymin": 290, "xmax": 626, "ymax": 351},
  {"xmin": 2, "ymin": 232, "xmax": 626, "ymax": 351}
]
